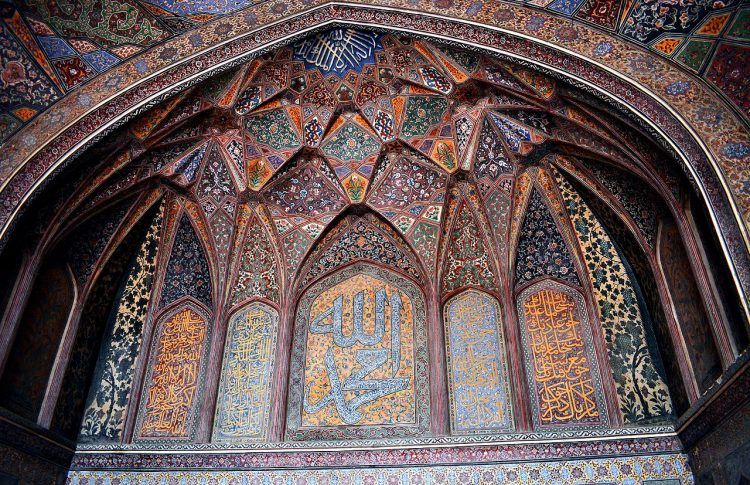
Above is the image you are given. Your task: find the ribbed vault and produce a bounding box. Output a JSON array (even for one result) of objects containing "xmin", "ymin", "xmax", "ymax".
[{"xmin": 0, "ymin": 26, "xmax": 749, "ymax": 484}]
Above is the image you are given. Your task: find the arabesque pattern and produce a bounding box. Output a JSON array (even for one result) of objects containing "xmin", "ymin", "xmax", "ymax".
[{"xmin": 0, "ymin": 28, "xmax": 738, "ymax": 484}]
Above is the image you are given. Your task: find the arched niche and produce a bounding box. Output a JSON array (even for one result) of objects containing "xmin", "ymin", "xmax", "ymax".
[
  {"xmin": 443, "ymin": 289, "xmax": 514, "ymax": 435},
  {"xmin": 515, "ymin": 280, "xmax": 609, "ymax": 431},
  {"xmin": 286, "ymin": 262, "xmax": 429, "ymax": 441},
  {"xmin": 0, "ymin": 261, "xmax": 76, "ymax": 421},
  {"xmin": 133, "ymin": 300, "xmax": 212, "ymax": 443},
  {"xmin": 212, "ymin": 301, "xmax": 278, "ymax": 443}
]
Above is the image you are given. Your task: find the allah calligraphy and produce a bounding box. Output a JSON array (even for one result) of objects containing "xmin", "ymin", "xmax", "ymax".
[
  {"xmin": 301, "ymin": 272, "xmax": 415, "ymax": 428},
  {"xmin": 213, "ymin": 303, "xmax": 277, "ymax": 442},
  {"xmin": 518, "ymin": 284, "xmax": 605, "ymax": 429},
  {"xmin": 444, "ymin": 291, "xmax": 514, "ymax": 433},
  {"xmin": 137, "ymin": 307, "xmax": 209, "ymax": 439},
  {"xmin": 293, "ymin": 29, "xmax": 381, "ymax": 75},
  {"xmin": 287, "ymin": 264, "xmax": 429, "ymax": 440}
]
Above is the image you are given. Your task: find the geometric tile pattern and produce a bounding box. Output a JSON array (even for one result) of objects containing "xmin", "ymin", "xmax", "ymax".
[
  {"xmin": 67, "ymin": 453, "xmax": 694, "ymax": 483},
  {"xmin": 368, "ymin": 153, "xmax": 447, "ymax": 271}
]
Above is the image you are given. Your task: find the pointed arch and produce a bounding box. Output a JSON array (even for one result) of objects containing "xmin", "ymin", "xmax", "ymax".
[
  {"xmin": 512, "ymin": 180, "xmax": 581, "ymax": 290},
  {"xmin": 156, "ymin": 206, "xmax": 213, "ymax": 312},
  {"xmin": 133, "ymin": 300, "xmax": 212, "ymax": 442},
  {"xmin": 443, "ymin": 289, "xmax": 514, "ymax": 434},
  {"xmin": 367, "ymin": 151, "xmax": 449, "ymax": 273},
  {"xmin": 286, "ymin": 262, "xmax": 429, "ymax": 440},
  {"xmin": 515, "ymin": 279, "xmax": 609, "ymax": 430},
  {"xmin": 0, "ymin": 261, "xmax": 76, "ymax": 421},
  {"xmin": 78, "ymin": 201, "xmax": 164, "ymax": 444},
  {"xmin": 225, "ymin": 204, "xmax": 282, "ymax": 309},
  {"xmin": 47, "ymin": 198, "xmax": 166, "ymax": 437},
  {"xmin": 439, "ymin": 182, "xmax": 500, "ymax": 296},
  {"xmin": 212, "ymin": 301, "xmax": 278, "ymax": 443},
  {"xmin": 296, "ymin": 212, "xmax": 425, "ymax": 293},
  {"xmin": 262, "ymin": 155, "xmax": 348, "ymax": 281}
]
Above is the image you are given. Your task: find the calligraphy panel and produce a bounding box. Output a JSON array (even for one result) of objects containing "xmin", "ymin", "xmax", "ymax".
[
  {"xmin": 287, "ymin": 263, "xmax": 429, "ymax": 440},
  {"xmin": 213, "ymin": 302, "xmax": 278, "ymax": 443},
  {"xmin": 517, "ymin": 282, "xmax": 607, "ymax": 430},
  {"xmin": 135, "ymin": 305, "xmax": 211, "ymax": 441},
  {"xmin": 444, "ymin": 291, "xmax": 514, "ymax": 434}
]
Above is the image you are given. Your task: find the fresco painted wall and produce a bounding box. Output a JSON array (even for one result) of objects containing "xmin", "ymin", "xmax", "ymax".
[
  {"xmin": 79, "ymin": 206, "xmax": 163, "ymax": 444},
  {"xmin": 444, "ymin": 290, "xmax": 514, "ymax": 434},
  {"xmin": 517, "ymin": 281, "xmax": 607, "ymax": 430},
  {"xmin": 134, "ymin": 305, "xmax": 211, "ymax": 442},
  {"xmin": 212, "ymin": 302, "xmax": 277, "ymax": 443},
  {"xmin": 287, "ymin": 263, "xmax": 429, "ymax": 440}
]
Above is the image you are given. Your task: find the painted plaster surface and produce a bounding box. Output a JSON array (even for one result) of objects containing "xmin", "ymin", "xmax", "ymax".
[
  {"xmin": 66, "ymin": 452, "xmax": 694, "ymax": 483},
  {"xmin": 444, "ymin": 290, "xmax": 514, "ymax": 434},
  {"xmin": 287, "ymin": 263, "xmax": 429, "ymax": 440},
  {"xmin": 1, "ymin": 1, "xmax": 749, "ymax": 288},
  {"xmin": 555, "ymin": 169, "xmax": 674, "ymax": 424},
  {"xmin": 135, "ymin": 306, "xmax": 211, "ymax": 441},
  {"xmin": 213, "ymin": 302, "xmax": 277, "ymax": 442},
  {"xmin": 301, "ymin": 273, "xmax": 415, "ymax": 427},
  {"xmin": 517, "ymin": 282, "xmax": 607, "ymax": 429}
]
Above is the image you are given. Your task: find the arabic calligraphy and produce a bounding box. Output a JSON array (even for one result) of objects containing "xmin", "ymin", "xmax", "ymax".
[
  {"xmin": 445, "ymin": 291, "xmax": 513, "ymax": 433},
  {"xmin": 139, "ymin": 308, "xmax": 207, "ymax": 438},
  {"xmin": 213, "ymin": 303, "xmax": 277, "ymax": 442},
  {"xmin": 301, "ymin": 273, "xmax": 415, "ymax": 427},
  {"xmin": 521, "ymin": 287, "xmax": 603, "ymax": 427},
  {"xmin": 293, "ymin": 29, "xmax": 381, "ymax": 75}
]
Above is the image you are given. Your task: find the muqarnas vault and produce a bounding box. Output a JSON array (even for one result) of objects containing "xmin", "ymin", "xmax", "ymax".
[{"xmin": 0, "ymin": 27, "xmax": 748, "ymax": 484}]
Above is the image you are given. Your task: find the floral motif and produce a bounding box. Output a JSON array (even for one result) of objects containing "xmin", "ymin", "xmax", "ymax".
[
  {"xmin": 514, "ymin": 189, "xmax": 580, "ymax": 286},
  {"xmin": 556, "ymin": 170, "xmax": 673, "ymax": 424},
  {"xmin": 442, "ymin": 195, "xmax": 498, "ymax": 293},
  {"xmin": 158, "ymin": 214, "xmax": 212, "ymax": 309},
  {"xmin": 230, "ymin": 212, "xmax": 280, "ymax": 304}
]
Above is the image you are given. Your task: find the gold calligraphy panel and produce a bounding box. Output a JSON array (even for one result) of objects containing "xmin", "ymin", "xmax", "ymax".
[
  {"xmin": 213, "ymin": 302, "xmax": 277, "ymax": 442},
  {"xmin": 517, "ymin": 283, "xmax": 606, "ymax": 429},
  {"xmin": 137, "ymin": 306, "xmax": 209, "ymax": 440},
  {"xmin": 287, "ymin": 263, "xmax": 429, "ymax": 440}
]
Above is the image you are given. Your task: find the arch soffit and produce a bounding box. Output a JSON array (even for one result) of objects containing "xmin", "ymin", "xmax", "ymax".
[{"xmin": 0, "ymin": 3, "xmax": 748, "ymax": 309}]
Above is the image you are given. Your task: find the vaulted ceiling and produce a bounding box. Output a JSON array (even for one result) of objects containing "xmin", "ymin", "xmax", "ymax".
[
  {"xmin": 1, "ymin": 0, "xmax": 750, "ymax": 314},
  {"xmin": 0, "ymin": 0, "xmax": 747, "ymax": 146}
]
